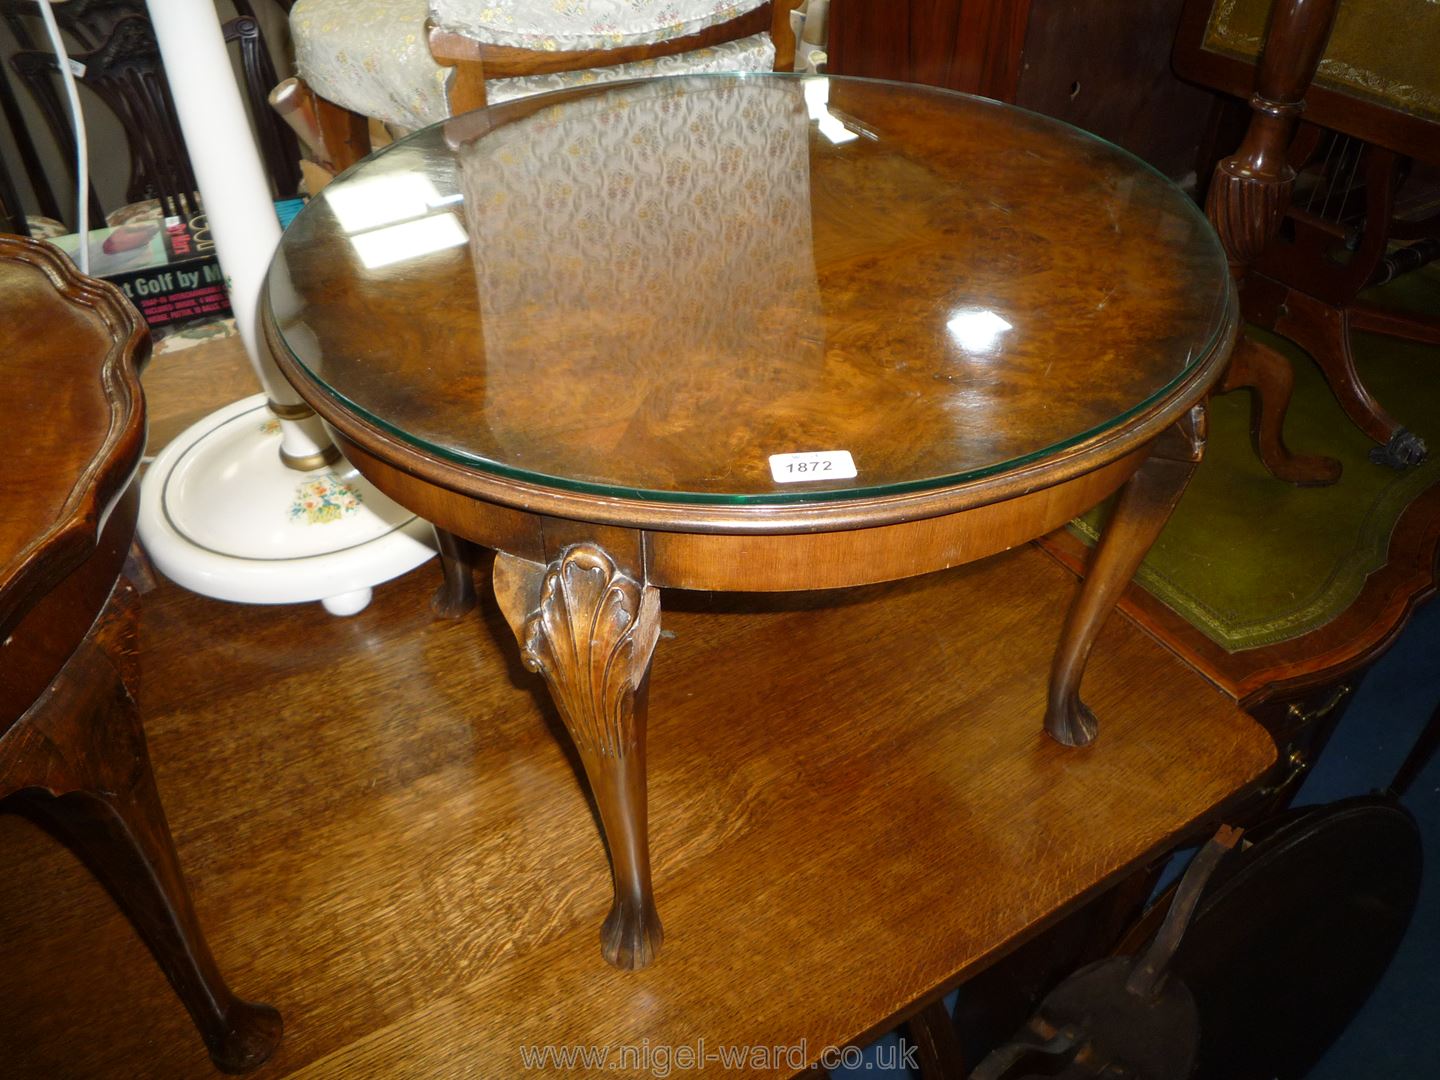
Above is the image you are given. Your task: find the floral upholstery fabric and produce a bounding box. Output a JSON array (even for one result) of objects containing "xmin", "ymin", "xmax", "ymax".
[
  {"xmin": 292, "ymin": 0, "xmax": 451, "ymax": 131},
  {"xmin": 24, "ymin": 216, "xmax": 67, "ymax": 240},
  {"xmin": 292, "ymin": 0, "xmax": 774, "ymax": 130},
  {"xmin": 430, "ymin": 0, "xmax": 767, "ymax": 52},
  {"xmin": 454, "ymin": 77, "xmax": 820, "ymax": 476}
]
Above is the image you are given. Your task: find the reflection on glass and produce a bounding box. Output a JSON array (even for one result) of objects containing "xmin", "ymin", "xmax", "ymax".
[
  {"xmin": 270, "ymin": 73, "xmax": 1234, "ymax": 503},
  {"xmin": 325, "ymin": 171, "xmax": 456, "ymax": 234},
  {"xmin": 350, "ymin": 213, "xmax": 468, "ymax": 270},
  {"xmin": 804, "ymin": 77, "xmax": 859, "ymax": 145},
  {"xmin": 946, "ymin": 309, "xmax": 1014, "ymax": 355},
  {"xmin": 452, "ymin": 77, "xmax": 823, "ymax": 476}
]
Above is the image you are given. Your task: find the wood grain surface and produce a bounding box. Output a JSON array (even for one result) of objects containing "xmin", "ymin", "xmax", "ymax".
[
  {"xmin": 0, "ymin": 544, "xmax": 1273, "ymax": 1076},
  {"xmin": 827, "ymin": 0, "xmax": 1033, "ymax": 104},
  {"xmin": 0, "ymin": 235, "xmax": 146, "ymax": 655},
  {"xmin": 1, "ymin": 240, "xmax": 280, "ymax": 1073},
  {"xmin": 143, "ymin": 333, "xmax": 262, "ymax": 452},
  {"xmin": 0, "ymin": 235, "xmax": 148, "ymax": 737},
  {"xmin": 268, "ymin": 74, "xmax": 1234, "ymax": 519},
  {"xmin": 430, "ymin": 1, "xmax": 797, "ymax": 85}
]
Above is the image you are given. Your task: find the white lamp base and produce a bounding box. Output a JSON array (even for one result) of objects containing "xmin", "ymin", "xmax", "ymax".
[{"xmin": 138, "ymin": 394, "xmax": 436, "ymax": 615}]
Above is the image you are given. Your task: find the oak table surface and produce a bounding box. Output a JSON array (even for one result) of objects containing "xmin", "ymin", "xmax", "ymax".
[
  {"xmin": 263, "ymin": 72, "xmax": 1239, "ymax": 970},
  {"xmin": 0, "ymin": 547, "xmax": 1275, "ymax": 1078}
]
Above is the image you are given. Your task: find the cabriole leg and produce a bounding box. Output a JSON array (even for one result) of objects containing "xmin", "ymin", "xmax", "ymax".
[
  {"xmin": 1219, "ymin": 336, "xmax": 1341, "ymax": 486},
  {"xmin": 1044, "ymin": 408, "xmax": 1205, "ymax": 747},
  {"xmin": 494, "ymin": 545, "xmax": 664, "ymax": 969},
  {"xmin": 2, "ymin": 586, "xmax": 281, "ymax": 1073}
]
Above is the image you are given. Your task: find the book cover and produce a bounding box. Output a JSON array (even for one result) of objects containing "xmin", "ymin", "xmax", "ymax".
[{"xmin": 50, "ymin": 198, "xmax": 305, "ymax": 329}]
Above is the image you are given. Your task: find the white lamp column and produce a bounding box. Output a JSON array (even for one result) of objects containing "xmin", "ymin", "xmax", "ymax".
[{"xmin": 138, "ymin": 0, "xmax": 434, "ymax": 615}]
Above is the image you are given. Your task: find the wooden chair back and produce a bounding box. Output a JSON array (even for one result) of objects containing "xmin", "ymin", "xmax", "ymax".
[
  {"xmin": 428, "ymin": 0, "xmax": 803, "ymax": 114},
  {"xmin": 1197, "ymin": 0, "xmax": 1436, "ymax": 472},
  {"xmin": 1175, "ymin": 0, "xmax": 1440, "ymax": 164},
  {"xmin": 5, "ymin": 0, "xmax": 300, "ymax": 226}
]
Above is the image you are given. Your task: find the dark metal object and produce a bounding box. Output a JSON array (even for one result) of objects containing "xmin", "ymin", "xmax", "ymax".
[
  {"xmin": 1370, "ymin": 237, "xmax": 1440, "ymax": 287},
  {"xmin": 971, "ymin": 827, "xmax": 1243, "ymax": 1080},
  {"xmin": 972, "ymin": 794, "xmax": 1422, "ymax": 1080},
  {"xmin": 1370, "ymin": 427, "xmax": 1428, "ymax": 470},
  {"xmin": 1172, "ymin": 795, "xmax": 1421, "ymax": 1080}
]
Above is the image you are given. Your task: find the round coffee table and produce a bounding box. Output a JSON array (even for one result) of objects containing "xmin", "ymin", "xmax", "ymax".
[{"xmin": 263, "ymin": 73, "xmax": 1237, "ymax": 970}]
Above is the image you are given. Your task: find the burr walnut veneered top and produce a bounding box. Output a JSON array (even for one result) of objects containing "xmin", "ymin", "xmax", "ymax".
[
  {"xmin": 0, "ymin": 235, "xmax": 146, "ymax": 638},
  {"xmin": 267, "ymin": 74, "xmax": 1232, "ymax": 505}
]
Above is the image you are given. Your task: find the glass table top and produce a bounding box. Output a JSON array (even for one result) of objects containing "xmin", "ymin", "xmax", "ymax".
[{"xmin": 267, "ymin": 73, "xmax": 1233, "ymax": 505}]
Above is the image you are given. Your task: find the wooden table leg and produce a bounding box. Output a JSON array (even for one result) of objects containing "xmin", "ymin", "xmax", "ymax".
[
  {"xmin": 905, "ymin": 997, "xmax": 967, "ymax": 1078},
  {"xmin": 494, "ymin": 545, "xmax": 664, "ymax": 970},
  {"xmin": 1273, "ymin": 290, "xmax": 1427, "ymax": 469},
  {"xmin": 1, "ymin": 583, "xmax": 282, "ymax": 1073},
  {"xmin": 1219, "ymin": 336, "xmax": 1341, "ymax": 487},
  {"xmin": 430, "ymin": 526, "xmax": 479, "ymax": 619},
  {"xmin": 1044, "ymin": 408, "xmax": 1206, "ymax": 747}
]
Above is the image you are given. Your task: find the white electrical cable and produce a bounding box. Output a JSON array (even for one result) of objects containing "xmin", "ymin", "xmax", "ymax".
[{"xmin": 36, "ymin": 0, "xmax": 90, "ymax": 273}]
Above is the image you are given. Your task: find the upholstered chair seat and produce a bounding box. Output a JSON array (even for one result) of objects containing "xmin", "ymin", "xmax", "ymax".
[{"xmin": 290, "ymin": 0, "xmax": 777, "ymax": 131}]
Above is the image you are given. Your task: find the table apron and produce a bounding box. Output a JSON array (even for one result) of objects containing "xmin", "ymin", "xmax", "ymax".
[
  {"xmin": 643, "ymin": 448, "xmax": 1147, "ymax": 591},
  {"xmin": 0, "ymin": 486, "xmax": 137, "ymax": 731},
  {"xmin": 335, "ymin": 431, "xmax": 1148, "ymax": 592}
]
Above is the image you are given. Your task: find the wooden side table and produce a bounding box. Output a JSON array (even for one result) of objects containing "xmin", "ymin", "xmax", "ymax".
[
  {"xmin": 0, "ymin": 235, "xmax": 281, "ymax": 1073},
  {"xmin": 265, "ymin": 74, "xmax": 1238, "ymax": 971}
]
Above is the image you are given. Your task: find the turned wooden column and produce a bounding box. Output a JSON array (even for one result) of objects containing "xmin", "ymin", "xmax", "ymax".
[
  {"xmin": 1206, "ymin": 0, "xmax": 1339, "ymax": 268},
  {"xmin": 1205, "ymin": 0, "xmax": 1343, "ymax": 485}
]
